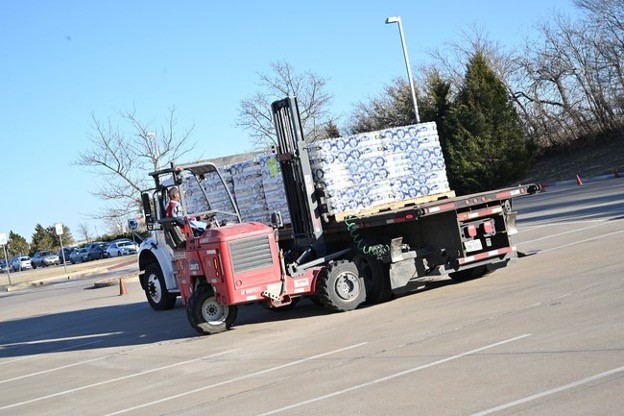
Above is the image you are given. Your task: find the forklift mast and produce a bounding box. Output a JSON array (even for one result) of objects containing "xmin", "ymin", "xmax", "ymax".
[{"xmin": 271, "ymin": 97, "xmax": 324, "ymax": 253}]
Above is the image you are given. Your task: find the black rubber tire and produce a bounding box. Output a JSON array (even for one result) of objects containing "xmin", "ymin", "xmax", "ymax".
[
  {"xmin": 352, "ymin": 254, "xmax": 393, "ymax": 304},
  {"xmin": 449, "ymin": 265, "xmax": 488, "ymax": 282},
  {"xmin": 316, "ymin": 260, "xmax": 366, "ymax": 312},
  {"xmin": 144, "ymin": 263, "xmax": 177, "ymax": 311},
  {"xmin": 186, "ymin": 284, "xmax": 237, "ymax": 335}
]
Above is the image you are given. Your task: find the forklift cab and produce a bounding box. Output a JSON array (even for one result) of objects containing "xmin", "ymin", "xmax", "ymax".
[{"xmin": 141, "ymin": 161, "xmax": 243, "ymax": 250}]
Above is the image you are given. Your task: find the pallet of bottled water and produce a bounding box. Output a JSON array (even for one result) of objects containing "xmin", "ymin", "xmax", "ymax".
[
  {"xmin": 307, "ymin": 122, "xmax": 452, "ymax": 220},
  {"xmin": 181, "ymin": 154, "xmax": 292, "ymax": 226}
]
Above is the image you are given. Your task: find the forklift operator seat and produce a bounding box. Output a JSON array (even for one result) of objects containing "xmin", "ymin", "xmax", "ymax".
[{"xmin": 159, "ymin": 217, "xmax": 187, "ymax": 250}]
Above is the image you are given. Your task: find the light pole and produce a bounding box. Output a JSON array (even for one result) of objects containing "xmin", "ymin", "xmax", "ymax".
[{"xmin": 385, "ymin": 16, "xmax": 420, "ymax": 124}]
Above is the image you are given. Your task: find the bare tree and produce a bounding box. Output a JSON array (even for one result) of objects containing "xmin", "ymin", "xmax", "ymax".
[
  {"xmin": 78, "ymin": 223, "xmax": 92, "ymax": 243},
  {"xmin": 75, "ymin": 107, "xmax": 196, "ymax": 225},
  {"xmin": 236, "ymin": 61, "xmax": 335, "ymax": 148},
  {"xmin": 509, "ymin": 2, "xmax": 624, "ymax": 149},
  {"xmin": 424, "ymin": 25, "xmax": 516, "ymax": 95}
]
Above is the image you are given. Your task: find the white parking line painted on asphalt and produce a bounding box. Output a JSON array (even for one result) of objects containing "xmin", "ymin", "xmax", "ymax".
[
  {"xmin": 538, "ymin": 229, "xmax": 624, "ymax": 254},
  {"xmin": 0, "ymin": 349, "xmax": 238, "ymax": 412},
  {"xmin": 0, "ymin": 340, "xmax": 103, "ymax": 366},
  {"xmin": 257, "ymin": 334, "xmax": 532, "ymax": 416},
  {"xmin": 0, "ymin": 354, "xmax": 110, "ymax": 384},
  {"xmin": 520, "ymin": 218, "xmax": 607, "ymax": 231},
  {"xmin": 470, "ymin": 365, "xmax": 624, "ymax": 416},
  {"xmin": 102, "ymin": 342, "xmax": 368, "ymax": 416},
  {"xmin": 518, "ymin": 219, "xmax": 620, "ymax": 245},
  {"xmin": 0, "ymin": 332, "xmax": 123, "ymax": 347},
  {"xmin": 519, "ymin": 199, "xmax": 624, "ymax": 229}
]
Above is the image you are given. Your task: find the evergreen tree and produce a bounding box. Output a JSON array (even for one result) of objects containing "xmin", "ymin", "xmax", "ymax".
[
  {"xmin": 30, "ymin": 224, "xmax": 55, "ymax": 255},
  {"xmin": 7, "ymin": 231, "xmax": 29, "ymax": 257},
  {"xmin": 445, "ymin": 52, "xmax": 530, "ymax": 194},
  {"xmin": 347, "ymin": 78, "xmax": 418, "ymax": 134},
  {"xmin": 45, "ymin": 224, "xmax": 74, "ymax": 248},
  {"xmin": 419, "ymin": 70, "xmax": 453, "ymax": 159},
  {"xmin": 323, "ymin": 120, "xmax": 341, "ymax": 139}
]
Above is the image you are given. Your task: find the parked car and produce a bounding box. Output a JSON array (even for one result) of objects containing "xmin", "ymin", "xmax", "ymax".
[
  {"xmin": 0, "ymin": 259, "xmax": 8, "ymax": 273},
  {"xmin": 10, "ymin": 255, "xmax": 32, "ymax": 271},
  {"xmin": 31, "ymin": 250, "xmax": 61, "ymax": 268},
  {"xmin": 85, "ymin": 242, "xmax": 108, "ymax": 261},
  {"xmin": 102, "ymin": 243, "xmax": 112, "ymax": 258},
  {"xmin": 106, "ymin": 241, "xmax": 139, "ymax": 257},
  {"xmin": 69, "ymin": 248, "xmax": 89, "ymax": 264},
  {"xmin": 58, "ymin": 247, "xmax": 76, "ymax": 264}
]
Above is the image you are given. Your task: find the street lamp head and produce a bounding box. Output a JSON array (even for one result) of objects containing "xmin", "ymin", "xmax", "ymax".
[{"xmin": 385, "ymin": 16, "xmax": 400, "ymax": 24}]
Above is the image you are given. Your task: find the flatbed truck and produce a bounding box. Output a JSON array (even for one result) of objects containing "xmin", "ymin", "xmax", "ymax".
[{"xmin": 137, "ymin": 97, "xmax": 539, "ymax": 334}]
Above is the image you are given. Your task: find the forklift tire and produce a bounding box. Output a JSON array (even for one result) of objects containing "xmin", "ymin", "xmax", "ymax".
[
  {"xmin": 144, "ymin": 263, "xmax": 177, "ymax": 311},
  {"xmin": 187, "ymin": 284, "xmax": 237, "ymax": 335},
  {"xmin": 316, "ymin": 260, "xmax": 366, "ymax": 312},
  {"xmin": 448, "ymin": 265, "xmax": 488, "ymax": 282},
  {"xmin": 352, "ymin": 254, "xmax": 393, "ymax": 304}
]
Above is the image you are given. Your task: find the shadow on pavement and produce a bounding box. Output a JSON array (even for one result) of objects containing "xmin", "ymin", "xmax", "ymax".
[
  {"xmin": 0, "ymin": 298, "xmax": 335, "ymax": 359},
  {"xmin": 0, "ymin": 278, "xmax": 466, "ymax": 359},
  {"xmin": 0, "ymin": 302, "xmax": 192, "ymax": 358}
]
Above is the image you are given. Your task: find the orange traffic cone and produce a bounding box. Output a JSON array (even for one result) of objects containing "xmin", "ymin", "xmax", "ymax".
[
  {"xmin": 576, "ymin": 174, "xmax": 583, "ymax": 186},
  {"xmin": 119, "ymin": 278, "xmax": 127, "ymax": 296}
]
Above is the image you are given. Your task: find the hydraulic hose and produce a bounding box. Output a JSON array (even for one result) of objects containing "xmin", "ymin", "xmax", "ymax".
[{"xmin": 344, "ymin": 215, "xmax": 389, "ymax": 257}]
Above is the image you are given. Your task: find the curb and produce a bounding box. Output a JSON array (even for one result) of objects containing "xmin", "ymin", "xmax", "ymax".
[
  {"xmin": 537, "ymin": 171, "xmax": 622, "ymax": 189},
  {"xmin": 1, "ymin": 260, "xmax": 138, "ymax": 293},
  {"xmin": 92, "ymin": 274, "xmax": 139, "ymax": 289}
]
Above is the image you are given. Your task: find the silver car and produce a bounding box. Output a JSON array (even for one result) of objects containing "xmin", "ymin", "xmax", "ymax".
[
  {"xmin": 31, "ymin": 250, "xmax": 61, "ymax": 268},
  {"xmin": 10, "ymin": 256, "xmax": 32, "ymax": 271},
  {"xmin": 105, "ymin": 241, "xmax": 139, "ymax": 257}
]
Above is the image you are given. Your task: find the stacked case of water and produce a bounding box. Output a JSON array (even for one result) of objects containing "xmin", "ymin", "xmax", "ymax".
[
  {"xmin": 307, "ymin": 122, "xmax": 450, "ymax": 217},
  {"xmin": 258, "ymin": 154, "xmax": 291, "ymax": 224},
  {"xmin": 229, "ymin": 159, "xmax": 271, "ymax": 223},
  {"xmin": 180, "ymin": 175, "xmax": 210, "ymax": 216},
  {"xmin": 198, "ymin": 168, "xmax": 237, "ymax": 221}
]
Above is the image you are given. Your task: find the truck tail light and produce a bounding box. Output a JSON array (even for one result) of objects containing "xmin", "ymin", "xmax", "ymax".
[
  {"xmin": 482, "ymin": 220, "xmax": 495, "ymax": 235},
  {"xmin": 464, "ymin": 224, "xmax": 477, "ymax": 238}
]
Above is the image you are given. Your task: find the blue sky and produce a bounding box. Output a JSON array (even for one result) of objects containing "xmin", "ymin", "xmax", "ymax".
[{"xmin": 0, "ymin": 0, "xmax": 578, "ymax": 242}]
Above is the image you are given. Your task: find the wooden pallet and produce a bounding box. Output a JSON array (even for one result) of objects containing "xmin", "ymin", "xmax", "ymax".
[{"xmin": 330, "ymin": 190, "xmax": 456, "ymax": 222}]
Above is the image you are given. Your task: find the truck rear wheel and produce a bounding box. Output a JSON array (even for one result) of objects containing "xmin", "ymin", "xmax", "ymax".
[
  {"xmin": 316, "ymin": 260, "xmax": 366, "ymax": 312},
  {"xmin": 353, "ymin": 254, "xmax": 392, "ymax": 304},
  {"xmin": 186, "ymin": 284, "xmax": 237, "ymax": 335},
  {"xmin": 144, "ymin": 263, "xmax": 177, "ymax": 311}
]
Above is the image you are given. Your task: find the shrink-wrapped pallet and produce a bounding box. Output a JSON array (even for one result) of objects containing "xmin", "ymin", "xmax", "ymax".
[
  {"xmin": 229, "ymin": 159, "xmax": 271, "ymax": 224},
  {"xmin": 199, "ymin": 168, "xmax": 236, "ymax": 221},
  {"xmin": 307, "ymin": 122, "xmax": 450, "ymax": 217},
  {"xmin": 258, "ymin": 154, "xmax": 291, "ymax": 224}
]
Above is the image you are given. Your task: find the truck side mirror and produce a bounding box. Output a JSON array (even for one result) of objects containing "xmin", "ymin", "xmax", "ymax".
[{"xmin": 141, "ymin": 193, "xmax": 154, "ymax": 230}]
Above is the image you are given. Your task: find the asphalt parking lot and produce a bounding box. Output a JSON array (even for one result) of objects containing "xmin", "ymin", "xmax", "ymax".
[{"xmin": 1, "ymin": 178, "xmax": 622, "ymax": 415}]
